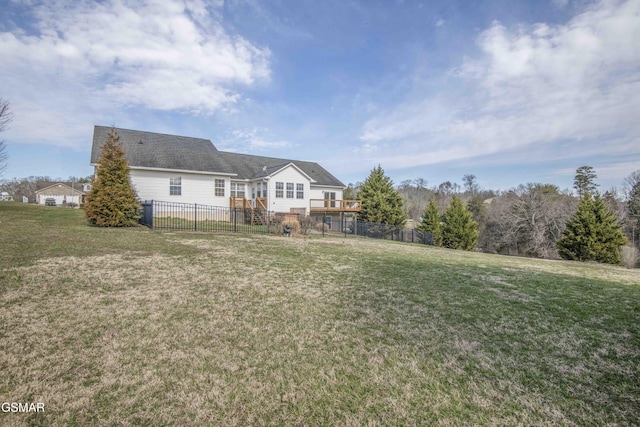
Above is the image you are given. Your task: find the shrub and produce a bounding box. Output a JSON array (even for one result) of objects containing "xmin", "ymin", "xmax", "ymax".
[
  {"xmin": 620, "ymin": 245, "xmax": 639, "ymax": 269},
  {"xmin": 316, "ymin": 222, "xmax": 329, "ymax": 233},
  {"xmin": 287, "ymin": 221, "xmax": 301, "ymax": 236},
  {"xmin": 299, "ymin": 216, "xmax": 316, "ymax": 235}
]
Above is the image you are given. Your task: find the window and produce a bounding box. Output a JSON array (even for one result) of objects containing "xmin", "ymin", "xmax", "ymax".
[
  {"xmin": 230, "ymin": 182, "xmax": 245, "ymax": 197},
  {"xmin": 325, "ymin": 191, "xmax": 336, "ymax": 208},
  {"xmin": 215, "ymin": 179, "xmax": 225, "ymax": 197},
  {"xmin": 170, "ymin": 177, "xmax": 181, "ymax": 196},
  {"xmin": 286, "ymin": 182, "xmax": 294, "ymax": 199},
  {"xmin": 296, "ymin": 183, "xmax": 304, "ymax": 199},
  {"xmin": 276, "ymin": 182, "xmax": 284, "ymax": 198}
]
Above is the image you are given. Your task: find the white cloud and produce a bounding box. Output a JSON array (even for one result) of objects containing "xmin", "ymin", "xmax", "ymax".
[
  {"xmin": 359, "ymin": 0, "xmax": 640, "ymax": 170},
  {"xmin": 221, "ymin": 128, "xmax": 292, "ymax": 152},
  {"xmin": 0, "ymin": 0, "xmax": 270, "ymax": 146}
]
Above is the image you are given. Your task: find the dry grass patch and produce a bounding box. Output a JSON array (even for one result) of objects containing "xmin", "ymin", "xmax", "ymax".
[{"xmin": 1, "ymin": 204, "xmax": 639, "ymax": 425}]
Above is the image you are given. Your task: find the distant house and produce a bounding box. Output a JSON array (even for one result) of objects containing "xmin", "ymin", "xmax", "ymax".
[
  {"xmin": 90, "ymin": 126, "xmax": 360, "ymax": 220},
  {"xmin": 35, "ymin": 182, "xmax": 91, "ymax": 207}
]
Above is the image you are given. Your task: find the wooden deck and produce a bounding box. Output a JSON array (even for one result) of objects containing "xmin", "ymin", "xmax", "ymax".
[
  {"xmin": 229, "ymin": 197, "xmax": 268, "ymax": 225},
  {"xmin": 230, "ymin": 197, "xmax": 361, "ymax": 214},
  {"xmin": 309, "ymin": 199, "xmax": 361, "ymax": 213},
  {"xmin": 229, "ymin": 197, "xmax": 267, "ymax": 210}
]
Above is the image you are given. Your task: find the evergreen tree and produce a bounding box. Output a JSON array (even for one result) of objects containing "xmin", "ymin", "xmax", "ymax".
[
  {"xmin": 557, "ymin": 193, "xmax": 626, "ymax": 264},
  {"xmin": 84, "ymin": 128, "xmax": 141, "ymax": 227},
  {"xmin": 441, "ymin": 195, "xmax": 478, "ymax": 250},
  {"xmin": 418, "ymin": 197, "xmax": 443, "ymax": 246},
  {"xmin": 573, "ymin": 165, "xmax": 599, "ymax": 198},
  {"xmin": 357, "ymin": 165, "xmax": 406, "ymax": 226},
  {"xmin": 627, "ymin": 172, "xmax": 640, "ymax": 248}
]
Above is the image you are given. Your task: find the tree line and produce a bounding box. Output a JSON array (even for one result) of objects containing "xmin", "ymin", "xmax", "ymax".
[
  {"xmin": 351, "ymin": 165, "xmax": 640, "ymax": 267},
  {"xmin": 0, "ymin": 175, "xmax": 94, "ymax": 202},
  {"xmin": 1, "ymin": 115, "xmax": 638, "ymax": 267}
]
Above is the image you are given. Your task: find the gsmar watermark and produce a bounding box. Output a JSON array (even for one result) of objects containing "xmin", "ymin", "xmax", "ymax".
[{"xmin": 2, "ymin": 402, "xmax": 45, "ymax": 413}]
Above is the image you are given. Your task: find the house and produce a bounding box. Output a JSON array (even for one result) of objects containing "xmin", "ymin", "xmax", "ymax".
[
  {"xmin": 35, "ymin": 182, "xmax": 91, "ymax": 207},
  {"xmin": 90, "ymin": 126, "xmax": 360, "ymax": 222}
]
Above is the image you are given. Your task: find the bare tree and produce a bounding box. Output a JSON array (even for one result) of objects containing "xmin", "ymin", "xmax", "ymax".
[
  {"xmin": 462, "ymin": 174, "xmax": 479, "ymax": 197},
  {"xmin": 0, "ymin": 97, "xmax": 13, "ymax": 177},
  {"xmin": 0, "ymin": 176, "xmax": 55, "ymax": 203},
  {"xmin": 397, "ymin": 178, "xmax": 432, "ymax": 221},
  {"xmin": 483, "ymin": 183, "xmax": 576, "ymax": 258},
  {"xmin": 431, "ymin": 181, "xmax": 461, "ymax": 211}
]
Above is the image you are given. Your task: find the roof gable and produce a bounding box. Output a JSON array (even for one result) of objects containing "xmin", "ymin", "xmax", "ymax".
[
  {"xmin": 258, "ymin": 162, "xmax": 315, "ymax": 182},
  {"xmin": 35, "ymin": 182, "xmax": 85, "ymax": 194}
]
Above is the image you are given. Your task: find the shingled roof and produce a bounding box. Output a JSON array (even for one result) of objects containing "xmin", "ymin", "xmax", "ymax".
[
  {"xmin": 91, "ymin": 126, "xmax": 345, "ymax": 187},
  {"xmin": 91, "ymin": 126, "xmax": 234, "ymax": 175},
  {"xmin": 35, "ymin": 181, "xmax": 85, "ymax": 193}
]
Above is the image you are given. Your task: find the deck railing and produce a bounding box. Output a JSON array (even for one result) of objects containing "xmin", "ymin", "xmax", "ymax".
[
  {"xmin": 309, "ymin": 199, "xmax": 361, "ymax": 212},
  {"xmin": 229, "ymin": 196, "xmax": 267, "ymax": 210}
]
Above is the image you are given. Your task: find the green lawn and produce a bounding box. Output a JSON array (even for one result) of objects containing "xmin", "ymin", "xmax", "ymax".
[{"xmin": 1, "ymin": 202, "xmax": 639, "ymax": 426}]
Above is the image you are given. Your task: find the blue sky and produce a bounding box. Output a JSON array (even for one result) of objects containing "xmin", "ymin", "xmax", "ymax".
[{"xmin": 1, "ymin": 0, "xmax": 639, "ymax": 192}]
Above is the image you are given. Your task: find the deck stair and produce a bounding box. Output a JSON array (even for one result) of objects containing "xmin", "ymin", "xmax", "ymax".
[
  {"xmin": 249, "ymin": 208, "xmax": 267, "ymax": 225},
  {"xmin": 230, "ymin": 197, "xmax": 268, "ymax": 226}
]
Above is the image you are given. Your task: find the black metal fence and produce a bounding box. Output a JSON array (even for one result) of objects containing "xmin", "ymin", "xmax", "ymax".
[
  {"xmin": 313, "ymin": 215, "xmax": 433, "ymax": 245},
  {"xmin": 140, "ymin": 200, "xmax": 433, "ymax": 245},
  {"xmin": 140, "ymin": 200, "xmax": 281, "ymax": 234}
]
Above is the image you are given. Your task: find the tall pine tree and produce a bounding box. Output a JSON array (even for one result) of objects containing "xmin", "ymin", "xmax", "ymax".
[
  {"xmin": 418, "ymin": 197, "xmax": 443, "ymax": 246},
  {"xmin": 85, "ymin": 128, "xmax": 141, "ymax": 227},
  {"xmin": 441, "ymin": 195, "xmax": 478, "ymax": 250},
  {"xmin": 557, "ymin": 193, "xmax": 626, "ymax": 264},
  {"xmin": 357, "ymin": 165, "xmax": 406, "ymax": 226},
  {"xmin": 573, "ymin": 165, "xmax": 599, "ymax": 198}
]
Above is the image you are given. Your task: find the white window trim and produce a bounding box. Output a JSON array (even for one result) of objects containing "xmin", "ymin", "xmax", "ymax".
[
  {"xmin": 170, "ymin": 176, "xmax": 182, "ymax": 196},
  {"xmin": 215, "ymin": 179, "xmax": 225, "ymax": 197}
]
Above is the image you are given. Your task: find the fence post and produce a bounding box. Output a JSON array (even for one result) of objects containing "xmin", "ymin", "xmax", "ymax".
[
  {"xmin": 322, "ymin": 214, "xmax": 326, "ymax": 237},
  {"xmin": 194, "ymin": 203, "xmax": 197, "ymax": 231},
  {"xmin": 344, "ymin": 216, "xmax": 347, "ymax": 238},
  {"xmin": 141, "ymin": 200, "xmax": 154, "ymax": 229},
  {"xmin": 233, "ymin": 208, "xmax": 237, "ymax": 233}
]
